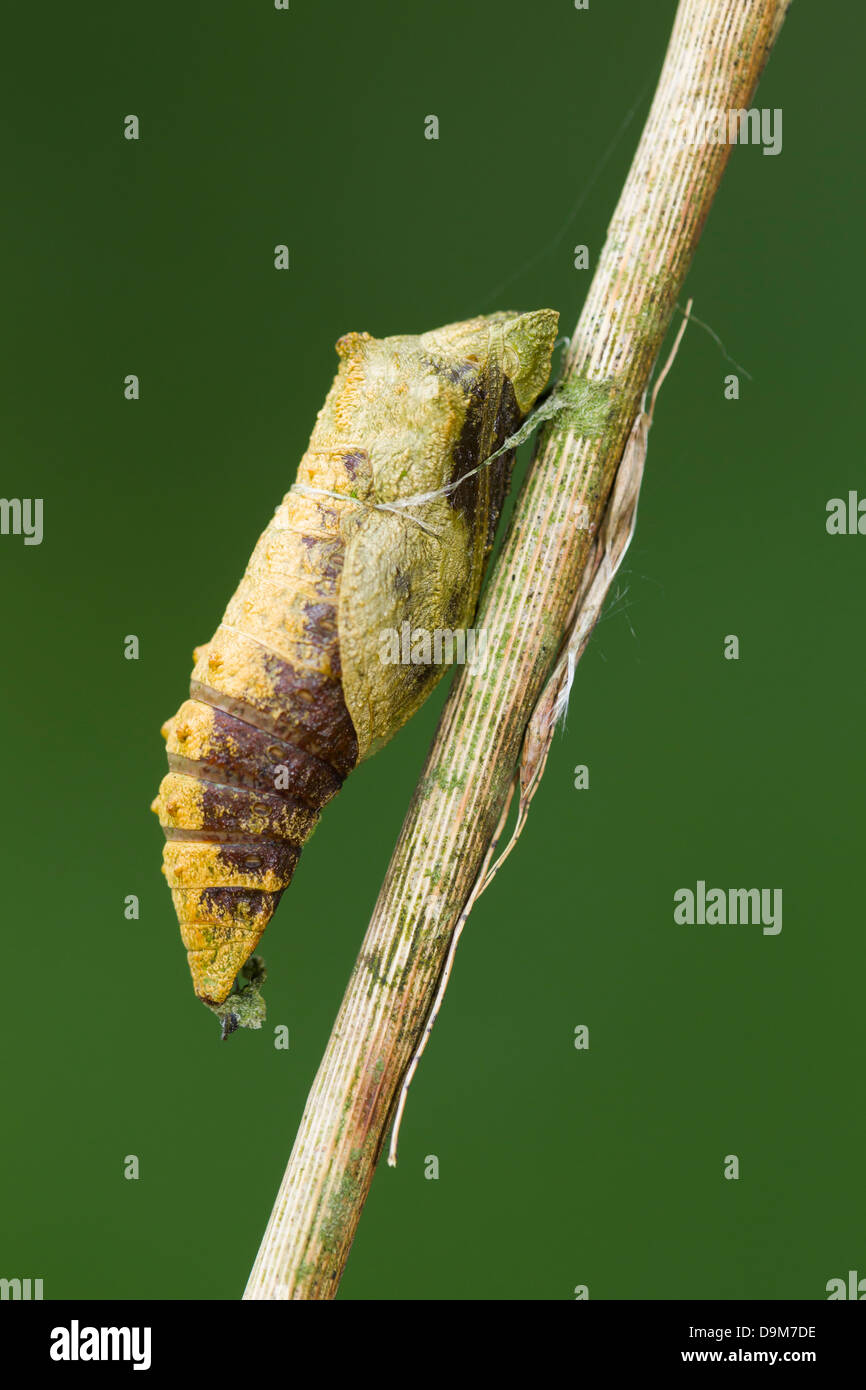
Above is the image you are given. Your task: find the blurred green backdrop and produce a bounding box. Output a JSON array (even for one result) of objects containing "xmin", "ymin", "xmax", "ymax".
[{"xmin": 1, "ymin": 0, "xmax": 862, "ymax": 1301}]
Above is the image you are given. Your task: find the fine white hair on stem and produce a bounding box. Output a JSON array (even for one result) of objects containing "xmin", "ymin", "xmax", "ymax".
[
  {"xmin": 551, "ymin": 650, "xmax": 576, "ymax": 729},
  {"xmin": 289, "ymin": 383, "xmax": 585, "ymax": 536}
]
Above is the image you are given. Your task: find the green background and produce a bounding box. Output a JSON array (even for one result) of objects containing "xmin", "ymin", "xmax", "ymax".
[{"xmin": 1, "ymin": 0, "xmax": 862, "ymax": 1301}]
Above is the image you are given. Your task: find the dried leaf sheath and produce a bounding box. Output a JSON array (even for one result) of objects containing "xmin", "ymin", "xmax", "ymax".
[{"xmin": 152, "ymin": 311, "xmax": 559, "ymax": 1009}]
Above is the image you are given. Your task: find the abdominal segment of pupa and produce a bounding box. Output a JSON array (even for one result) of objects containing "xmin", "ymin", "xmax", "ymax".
[{"xmin": 152, "ymin": 308, "xmax": 559, "ymax": 1022}]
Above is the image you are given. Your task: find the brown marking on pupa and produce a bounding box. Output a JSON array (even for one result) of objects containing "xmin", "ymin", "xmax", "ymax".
[
  {"xmin": 302, "ymin": 600, "xmax": 339, "ymax": 649},
  {"xmin": 192, "ymin": 649, "xmax": 359, "ymax": 778},
  {"xmin": 214, "ymin": 840, "xmax": 300, "ymax": 884},
  {"xmin": 342, "ymin": 451, "xmax": 367, "ymax": 482},
  {"xmin": 197, "ymin": 885, "xmax": 286, "ymax": 927},
  {"xmin": 167, "ymin": 700, "xmax": 344, "ymax": 808}
]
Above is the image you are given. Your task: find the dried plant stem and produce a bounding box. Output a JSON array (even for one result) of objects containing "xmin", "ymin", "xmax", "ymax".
[{"xmin": 244, "ymin": 0, "xmax": 791, "ymax": 1300}]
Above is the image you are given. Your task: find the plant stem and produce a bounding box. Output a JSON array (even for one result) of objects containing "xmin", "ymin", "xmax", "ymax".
[{"xmin": 243, "ymin": 0, "xmax": 791, "ymax": 1301}]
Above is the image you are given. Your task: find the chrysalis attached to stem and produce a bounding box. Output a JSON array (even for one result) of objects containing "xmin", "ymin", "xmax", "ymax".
[{"xmin": 152, "ymin": 310, "xmax": 559, "ymax": 1027}]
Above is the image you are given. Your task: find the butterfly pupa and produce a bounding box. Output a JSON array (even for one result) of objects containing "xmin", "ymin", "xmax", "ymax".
[{"xmin": 152, "ymin": 309, "xmax": 559, "ymax": 1023}]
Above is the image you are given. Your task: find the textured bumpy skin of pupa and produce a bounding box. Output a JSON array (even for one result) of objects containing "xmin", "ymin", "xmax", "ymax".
[{"xmin": 153, "ymin": 309, "xmax": 558, "ymax": 1006}]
